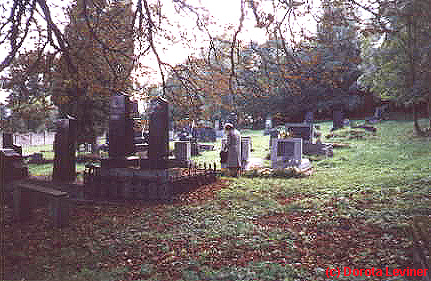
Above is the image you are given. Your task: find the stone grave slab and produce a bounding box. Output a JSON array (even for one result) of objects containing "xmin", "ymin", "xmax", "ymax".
[
  {"xmin": 271, "ymin": 138, "xmax": 311, "ymax": 171},
  {"xmin": 285, "ymin": 123, "xmax": 314, "ymax": 143}
]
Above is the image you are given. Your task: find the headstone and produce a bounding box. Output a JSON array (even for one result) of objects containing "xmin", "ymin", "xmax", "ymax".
[
  {"xmin": 285, "ymin": 123, "xmax": 314, "ymax": 143},
  {"xmin": 109, "ymin": 94, "xmax": 136, "ymax": 159},
  {"xmin": 27, "ymin": 152, "xmax": 44, "ymax": 164},
  {"xmin": 53, "ymin": 117, "xmax": 77, "ymax": 182},
  {"xmin": 2, "ymin": 133, "xmax": 13, "ymax": 148},
  {"xmin": 109, "ymin": 94, "xmax": 127, "ymax": 159},
  {"xmin": 174, "ymin": 141, "xmax": 191, "ymax": 161},
  {"xmin": 191, "ymin": 140, "xmax": 199, "ymax": 157},
  {"xmin": 1, "ymin": 149, "xmax": 28, "ymax": 187},
  {"xmin": 241, "ymin": 136, "xmax": 251, "ymax": 165},
  {"xmin": 2, "ymin": 133, "xmax": 22, "ymax": 155},
  {"xmin": 304, "ymin": 111, "xmax": 314, "ymax": 124},
  {"xmin": 205, "ymin": 127, "xmax": 216, "ymax": 142},
  {"xmin": 147, "ymin": 97, "xmax": 169, "ymax": 170},
  {"xmin": 269, "ymin": 128, "xmax": 279, "ymax": 148},
  {"xmin": 332, "ymin": 110, "xmax": 343, "ymax": 130},
  {"xmin": 264, "ymin": 116, "xmax": 272, "ymax": 135},
  {"xmin": 221, "ymin": 138, "xmax": 227, "ymax": 169},
  {"xmin": 0, "ymin": 149, "xmax": 3, "ymax": 191},
  {"xmin": 374, "ymin": 107, "xmax": 382, "ymax": 120},
  {"xmin": 214, "ymin": 120, "xmax": 220, "ymax": 130},
  {"xmin": 125, "ymin": 98, "xmax": 138, "ymax": 156},
  {"xmin": 271, "ymin": 138, "xmax": 311, "ymax": 170}
]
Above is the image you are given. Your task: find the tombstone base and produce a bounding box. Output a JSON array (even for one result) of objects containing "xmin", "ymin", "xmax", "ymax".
[
  {"xmin": 303, "ymin": 143, "xmax": 333, "ymax": 157},
  {"xmin": 272, "ymin": 158, "xmax": 311, "ymax": 172},
  {"xmin": 140, "ymin": 158, "xmax": 191, "ymax": 169},
  {"xmin": 101, "ymin": 157, "xmax": 140, "ymax": 169}
]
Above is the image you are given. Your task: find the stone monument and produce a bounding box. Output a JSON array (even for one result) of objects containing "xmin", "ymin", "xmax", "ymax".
[
  {"xmin": 2, "ymin": 133, "xmax": 13, "ymax": 148},
  {"xmin": 147, "ymin": 97, "xmax": 169, "ymax": 170},
  {"xmin": 103, "ymin": 93, "xmax": 138, "ymax": 168},
  {"xmin": 285, "ymin": 123, "xmax": 314, "ymax": 143},
  {"xmin": 264, "ymin": 116, "xmax": 272, "ymax": 135},
  {"xmin": 53, "ymin": 117, "xmax": 77, "ymax": 182},
  {"xmin": 332, "ymin": 110, "xmax": 344, "ymax": 130},
  {"xmin": 241, "ymin": 136, "xmax": 251, "ymax": 168},
  {"xmin": 174, "ymin": 141, "xmax": 191, "ymax": 162},
  {"xmin": 271, "ymin": 138, "xmax": 311, "ymax": 171},
  {"xmin": 2, "ymin": 132, "xmax": 22, "ymax": 155}
]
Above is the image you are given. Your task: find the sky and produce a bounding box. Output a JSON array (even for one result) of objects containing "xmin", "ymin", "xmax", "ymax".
[{"xmin": 0, "ymin": 0, "xmax": 319, "ymax": 103}]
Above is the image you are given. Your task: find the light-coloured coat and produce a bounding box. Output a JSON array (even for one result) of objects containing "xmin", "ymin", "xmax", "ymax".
[{"xmin": 226, "ymin": 129, "xmax": 241, "ymax": 168}]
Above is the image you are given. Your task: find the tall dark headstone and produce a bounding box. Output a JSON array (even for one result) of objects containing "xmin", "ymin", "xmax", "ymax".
[
  {"xmin": 103, "ymin": 94, "xmax": 139, "ymax": 169},
  {"xmin": 2, "ymin": 133, "xmax": 13, "ymax": 148},
  {"xmin": 1, "ymin": 149, "xmax": 28, "ymax": 188},
  {"xmin": 285, "ymin": 123, "xmax": 314, "ymax": 143},
  {"xmin": 109, "ymin": 94, "xmax": 127, "ymax": 159},
  {"xmin": 2, "ymin": 132, "xmax": 22, "ymax": 155},
  {"xmin": 147, "ymin": 97, "xmax": 169, "ymax": 169},
  {"xmin": 125, "ymin": 98, "xmax": 138, "ymax": 156},
  {"xmin": 53, "ymin": 117, "xmax": 77, "ymax": 182},
  {"xmin": 333, "ymin": 110, "xmax": 344, "ymax": 130}
]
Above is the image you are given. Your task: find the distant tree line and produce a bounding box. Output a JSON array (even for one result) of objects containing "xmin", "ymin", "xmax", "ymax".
[{"xmin": 0, "ymin": 0, "xmax": 430, "ymax": 136}]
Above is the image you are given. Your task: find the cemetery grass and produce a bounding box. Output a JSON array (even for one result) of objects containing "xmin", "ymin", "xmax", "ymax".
[{"xmin": 2, "ymin": 120, "xmax": 430, "ymax": 281}]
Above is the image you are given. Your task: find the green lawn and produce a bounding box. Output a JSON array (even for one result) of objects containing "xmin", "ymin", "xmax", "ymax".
[{"xmin": 3, "ymin": 119, "xmax": 430, "ymax": 281}]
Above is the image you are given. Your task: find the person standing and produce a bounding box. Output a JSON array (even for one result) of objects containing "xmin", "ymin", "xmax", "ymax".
[{"xmin": 224, "ymin": 123, "xmax": 241, "ymax": 176}]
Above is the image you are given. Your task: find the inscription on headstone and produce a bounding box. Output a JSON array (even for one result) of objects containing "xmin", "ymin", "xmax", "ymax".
[{"xmin": 277, "ymin": 141, "xmax": 295, "ymax": 158}]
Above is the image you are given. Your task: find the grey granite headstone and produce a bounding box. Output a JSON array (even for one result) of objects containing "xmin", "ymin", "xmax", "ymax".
[
  {"xmin": 174, "ymin": 141, "xmax": 191, "ymax": 161},
  {"xmin": 241, "ymin": 136, "xmax": 251, "ymax": 164},
  {"xmin": 269, "ymin": 128, "xmax": 279, "ymax": 148},
  {"xmin": 271, "ymin": 138, "xmax": 311, "ymax": 170},
  {"xmin": 333, "ymin": 110, "xmax": 343, "ymax": 130}
]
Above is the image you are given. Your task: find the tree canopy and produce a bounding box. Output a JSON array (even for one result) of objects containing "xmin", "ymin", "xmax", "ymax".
[{"xmin": 1, "ymin": 0, "xmax": 430, "ymax": 134}]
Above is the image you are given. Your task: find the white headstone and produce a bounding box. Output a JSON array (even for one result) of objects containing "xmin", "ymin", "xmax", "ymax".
[
  {"xmin": 271, "ymin": 138, "xmax": 311, "ymax": 170},
  {"xmin": 174, "ymin": 141, "xmax": 191, "ymax": 161},
  {"xmin": 241, "ymin": 136, "xmax": 251, "ymax": 163},
  {"xmin": 265, "ymin": 117, "xmax": 272, "ymax": 129}
]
